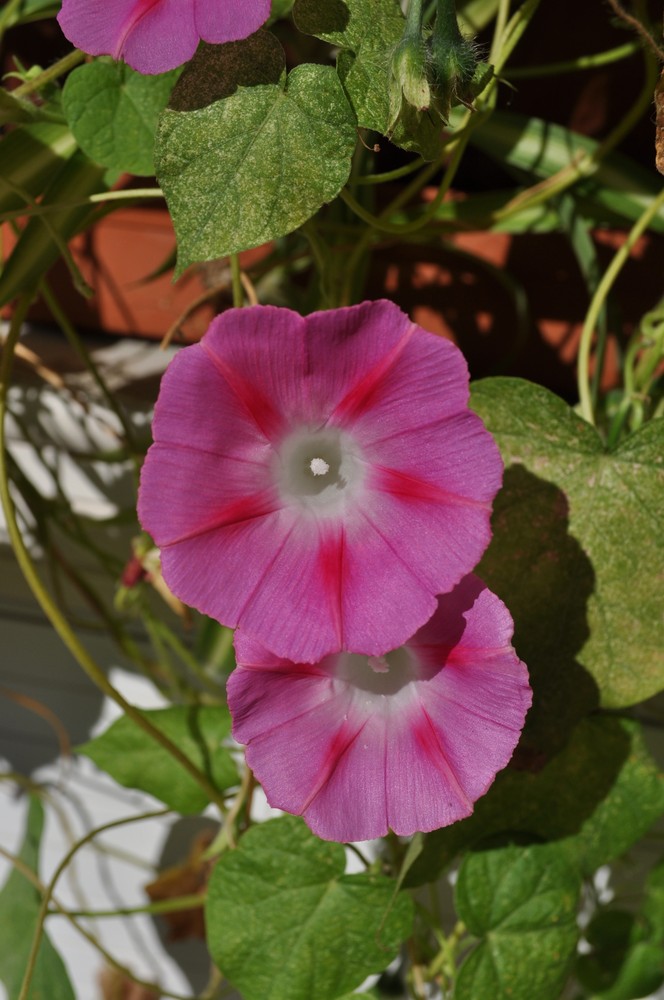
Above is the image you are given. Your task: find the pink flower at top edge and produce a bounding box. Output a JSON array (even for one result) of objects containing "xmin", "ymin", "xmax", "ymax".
[
  {"xmin": 228, "ymin": 575, "xmax": 532, "ymax": 842},
  {"xmin": 137, "ymin": 300, "xmax": 503, "ymax": 664},
  {"xmin": 57, "ymin": 0, "xmax": 271, "ymax": 75}
]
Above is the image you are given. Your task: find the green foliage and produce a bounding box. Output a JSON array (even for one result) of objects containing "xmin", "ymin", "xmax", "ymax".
[
  {"xmin": 293, "ymin": 0, "xmax": 444, "ymax": 158},
  {"xmin": 1, "ymin": 5, "xmax": 663, "ymax": 999},
  {"xmin": 205, "ymin": 816, "xmax": 414, "ymax": 1000},
  {"xmin": 62, "ymin": 60, "xmax": 181, "ymax": 176},
  {"xmin": 0, "ymin": 122, "xmax": 76, "ymax": 218},
  {"xmin": 470, "ymin": 110, "xmax": 664, "ymax": 232},
  {"xmin": 471, "ymin": 377, "xmax": 664, "ymax": 708},
  {"xmin": 0, "ymin": 0, "xmax": 59, "ymax": 27},
  {"xmin": 0, "ymin": 798, "xmax": 75, "ymax": 1000},
  {"xmin": 156, "ymin": 33, "xmax": 356, "ymax": 272},
  {"xmin": 455, "ymin": 841, "xmax": 581, "ymax": 1000},
  {"xmin": 0, "ymin": 151, "xmax": 105, "ymax": 308},
  {"xmin": 643, "ymin": 856, "xmax": 664, "ymax": 942},
  {"xmin": 577, "ymin": 909, "xmax": 664, "ymax": 1000},
  {"xmin": 407, "ymin": 717, "xmax": 664, "ymax": 885},
  {"xmin": 78, "ymin": 706, "xmax": 238, "ymax": 813}
]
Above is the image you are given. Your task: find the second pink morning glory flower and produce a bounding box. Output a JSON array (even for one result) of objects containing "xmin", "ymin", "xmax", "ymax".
[
  {"xmin": 228, "ymin": 576, "xmax": 532, "ymax": 842},
  {"xmin": 138, "ymin": 300, "xmax": 503, "ymax": 664},
  {"xmin": 57, "ymin": 0, "xmax": 271, "ymax": 75}
]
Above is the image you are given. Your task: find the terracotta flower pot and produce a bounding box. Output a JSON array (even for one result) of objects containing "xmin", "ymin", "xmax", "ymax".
[
  {"xmin": 368, "ymin": 225, "xmax": 661, "ymax": 398},
  {"xmin": 2, "ymin": 205, "xmax": 270, "ymax": 342}
]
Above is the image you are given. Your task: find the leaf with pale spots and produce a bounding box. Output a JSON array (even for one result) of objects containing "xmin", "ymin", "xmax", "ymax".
[
  {"xmin": 155, "ymin": 32, "xmax": 356, "ymax": 271},
  {"xmin": 205, "ymin": 815, "xmax": 413, "ymax": 1000},
  {"xmin": 455, "ymin": 841, "xmax": 581, "ymax": 1000},
  {"xmin": 293, "ymin": 0, "xmax": 444, "ymax": 159},
  {"xmin": 471, "ymin": 377, "xmax": 664, "ymax": 708}
]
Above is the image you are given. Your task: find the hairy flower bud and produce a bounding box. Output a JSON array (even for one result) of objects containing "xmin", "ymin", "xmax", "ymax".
[
  {"xmin": 428, "ymin": 0, "xmax": 482, "ymax": 120},
  {"xmin": 389, "ymin": 34, "xmax": 431, "ymax": 128},
  {"xmin": 388, "ymin": 0, "xmax": 431, "ymax": 131}
]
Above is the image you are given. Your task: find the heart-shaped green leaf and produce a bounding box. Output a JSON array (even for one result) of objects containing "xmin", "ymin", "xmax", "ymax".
[
  {"xmin": 206, "ymin": 815, "xmax": 413, "ymax": 1000},
  {"xmin": 455, "ymin": 841, "xmax": 580, "ymax": 1000},
  {"xmin": 62, "ymin": 60, "xmax": 180, "ymax": 176},
  {"xmin": 155, "ymin": 33, "xmax": 356, "ymax": 271}
]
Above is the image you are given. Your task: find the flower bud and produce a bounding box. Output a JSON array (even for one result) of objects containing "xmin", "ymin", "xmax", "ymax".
[
  {"xmin": 428, "ymin": 0, "xmax": 481, "ymax": 120},
  {"xmin": 388, "ymin": 0, "xmax": 431, "ymax": 131},
  {"xmin": 389, "ymin": 34, "xmax": 432, "ymax": 126}
]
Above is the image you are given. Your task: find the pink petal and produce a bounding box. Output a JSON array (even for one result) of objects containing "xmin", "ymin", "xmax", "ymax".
[
  {"xmin": 194, "ymin": 0, "xmax": 270, "ymax": 43},
  {"xmin": 138, "ymin": 341, "xmax": 279, "ymax": 546},
  {"xmin": 230, "ymin": 577, "xmax": 532, "ymax": 842},
  {"xmin": 139, "ymin": 302, "xmax": 504, "ymax": 663},
  {"xmin": 116, "ymin": 0, "xmax": 199, "ymax": 74},
  {"xmin": 330, "ymin": 311, "xmax": 471, "ymax": 435},
  {"xmin": 304, "ymin": 300, "xmax": 418, "ymax": 423},
  {"xmin": 57, "ymin": 0, "xmax": 198, "ymax": 74},
  {"xmin": 198, "ymin": 302, "xmax": 419, "ymax": 430},
  {"xmin": 336, "ymin": 509, "xmax": 439, "ymax": 655},
  {"xmin": 57, "ymin": 0, "xmax": 270, "ymax": 74}
]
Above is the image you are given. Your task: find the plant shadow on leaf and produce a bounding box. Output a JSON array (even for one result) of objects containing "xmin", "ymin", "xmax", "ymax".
[
  {"xmin": 403, "ymin": 465, "xmax": 650, "ymax": 887},
  {"xmin": 168, "ymin": 32, "xmax": 286, "ymax": 112},
  {"xmin": 406, "ymin": 714, "xmax": 636, "ymax": 887},
  {"xmin": 293, "ymin": 0, "xmax": 351, "ymax": 35},
  {"xmin": 478, "ymin": 464, "xmax": 598, "ymax": 760}
]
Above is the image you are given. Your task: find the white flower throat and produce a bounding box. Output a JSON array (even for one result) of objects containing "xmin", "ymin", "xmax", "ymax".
[{"xmin": 276, "ymin": 427, "xmax": 365, "ymax": 517}]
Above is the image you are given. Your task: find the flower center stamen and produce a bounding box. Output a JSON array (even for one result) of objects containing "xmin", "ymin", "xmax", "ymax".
[
  {"xmin": 276, "ymin": 427, "xmax": 366, "ymax": 516},
  {"xmin": 309, "ymin": 457, "xmax": 330, "ymax": 477}
]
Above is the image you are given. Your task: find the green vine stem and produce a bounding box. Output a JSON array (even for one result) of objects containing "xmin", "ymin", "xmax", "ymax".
[
  {"xmin": 12, "ymin": 49, "xmax": 86, "ymax": 98},
  {"xmin": 607, "ymin": 298, "xmax": 664, "ymax": 446},
  {"xmin": 490, "ymin": 47, "xmax": 660, "ymax": 229},
  {"xmin": 16, "ymin": 808, "xmax": 168, "ymax": 1000},
  {"xmin": 89, "ymin": 188, "xmax": 165, "ymax": 203},
  {"xmin": 507, "ymin": 40, "xmax": 640, "ymax": 77},
  {"xmin": 230, "ymin": 253, "xmax": 244, "ymax": 308},
  {"xmin": 40, "ymin": 278, "xmax": 142, "ymax": 462},
  {"xmin": 204, "ymin": 763, "xmax": 254, "ymax": 857},
  {"xmin": 0, "ymin": 838, "xmax": 196, "ymax": 1000},
  {"xmin": 0, "ymin": 189, "xmax": 165, "ymax": 226},
  {"xmin": 354, "ymin": 157, "xmax": 426, "ymax": 185},
  {"xmin": 576, "ymin": 186, "xmax": 664, "ymax": 426},
  {"xmin": 0, "ymin": 304, "xmax": 231, "ymax": 815},
  {"xmin": 489, "ymin": 0, "xmax": 512, "ymax": 64},
  {"xmin": 51, "ymin": 892, "xmax": 208, "ymax": 920}
]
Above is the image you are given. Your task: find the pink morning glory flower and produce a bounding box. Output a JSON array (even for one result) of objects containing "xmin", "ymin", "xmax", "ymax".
[
  {"xmin": 138, "ymin": 300, "xmax": 503, "ymax": 664},
  {"xmin": 57, "ymin": 0, "xmax": 271, "ymax": 75},
  {"xmin": 228, "ymin": 576, "xmax": 532, "ymax": 842}
]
